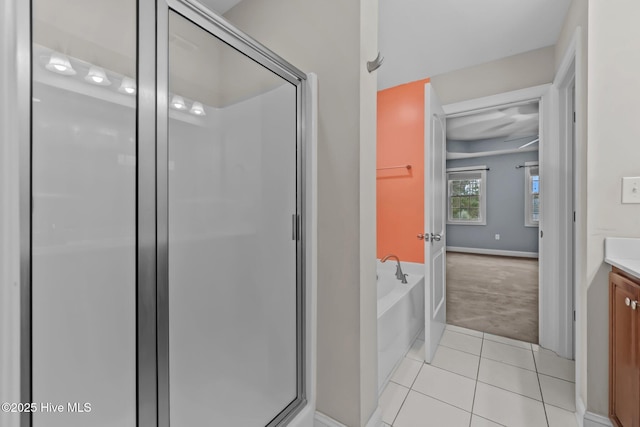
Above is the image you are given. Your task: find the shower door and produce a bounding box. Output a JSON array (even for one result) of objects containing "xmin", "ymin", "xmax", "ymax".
[
  {"xmin": 23, "ymin": 1, "xmax": 306, "ymax": 426},
  {"xmin": 163, "ymin": 4, "xmax": 305, "ymax": 426}
]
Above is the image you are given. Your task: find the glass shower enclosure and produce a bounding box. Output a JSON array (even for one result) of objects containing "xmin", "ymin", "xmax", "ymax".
[{"xmin": 25, "ymin": 1, "xmax": 307, "ymax": 426}]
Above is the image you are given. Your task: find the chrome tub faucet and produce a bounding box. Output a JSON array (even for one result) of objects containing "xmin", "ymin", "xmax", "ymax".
[{"xmin": 381, "ymin": 254, "xmax": 408, "ymax": 284}]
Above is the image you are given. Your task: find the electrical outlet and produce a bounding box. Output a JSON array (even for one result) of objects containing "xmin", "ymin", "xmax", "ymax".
[
  {"xmin": 495, "ymin": 234, "xmax": 500, "ymax": 240},
  {"xmin": 622, "ymin": 177, "xmax": 640, "ymax": 204}
]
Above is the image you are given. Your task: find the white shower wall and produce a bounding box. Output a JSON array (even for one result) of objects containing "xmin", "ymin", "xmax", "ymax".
[
  {"xmin": 168, "ymin": 83, "xmax": 299, "ymax": 426},
  {"xmin": 31, "ymin": 80, "xmax": 137, "ymax": 426}
]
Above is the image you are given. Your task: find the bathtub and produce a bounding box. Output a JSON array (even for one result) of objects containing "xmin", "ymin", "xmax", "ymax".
[{"xmin": 377, "ymin": 261, "xmax": 425, "ymax": 392}]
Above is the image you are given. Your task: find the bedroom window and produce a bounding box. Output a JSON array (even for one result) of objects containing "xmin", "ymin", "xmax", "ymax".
[
  {"xmin": 525, "ymin": 161, "xmax": 540, "ymax": 227},
  {"xmin": 447, "ymin": 166, "xmax": 487, "ymax": 225}
]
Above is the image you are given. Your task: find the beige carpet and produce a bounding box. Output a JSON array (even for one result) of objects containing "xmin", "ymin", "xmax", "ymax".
[{"xmin": 446, "ymin": 252, "xmax": 539, "ymax": 343}]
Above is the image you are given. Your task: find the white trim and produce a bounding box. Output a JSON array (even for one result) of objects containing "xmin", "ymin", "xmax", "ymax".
[
  {"xmin": 314, "ymin": 412, "xmax": 348, "ymax": 427},
  {"xmin": 314, "ymin": 407, "xmax": 382, "ymax": 427},
  {"xmin": 443, "ymin": 84, "xmax": 551, "ymax": 117},
  {"xmin": 446, "ymin": 246, "xmax": 538, "ymax": 259},
  {"xmin": 576, "ymin": 396, "xmax": 586, "ymax": 427},
  {"xmin": 584, "ymin": 412, "xmax": 613, "ymax": 427},
  {"xmin": 550, "ymin": 27, "xmax": 582, "ymax": 364},
  {"xmin": 365, "ymin": 408, "xmax": 383, "ymax": 427}
]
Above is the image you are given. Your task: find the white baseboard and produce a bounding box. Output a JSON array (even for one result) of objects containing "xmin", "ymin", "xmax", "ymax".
[
  {"xmin": 576, "ymin": 397, "xmax": 586, "ymax": 427},
  {"xmin": 315, "ymin": 407, "xmax": 382, "ymax": 427},
  {"xmin": 584, "ymin": 411, "xmax": 613, "ymax": 427},
  {"xmin": 365, "ymin": 407, "xmax": 382, "ymax": 427},
  {"xmin": 446, "ymin": 246, "xmax": 539, "ymax": 259},
  {"xmin": 315, "ymin": 412, "xmax": 347, "ymax": 427}
]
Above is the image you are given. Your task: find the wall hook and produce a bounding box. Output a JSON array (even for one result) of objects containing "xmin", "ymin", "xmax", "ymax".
[{"xmin": 367, "ymin": 52, "xmax": 384, "ymax": 73}]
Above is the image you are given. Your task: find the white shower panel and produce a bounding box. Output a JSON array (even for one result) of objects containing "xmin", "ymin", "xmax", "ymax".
[
  {"xmin": 31, "ymin": 51, "xmax": 137, "ymax": 427},
  {"xmin": 168, "ymin": 40, "xmax": 298, "ymax": 425}
]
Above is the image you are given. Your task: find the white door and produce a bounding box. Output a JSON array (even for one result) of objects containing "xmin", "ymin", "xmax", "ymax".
[{"xmin": 423, "ymin": 83, "xmax": 447, "ymax": 363}]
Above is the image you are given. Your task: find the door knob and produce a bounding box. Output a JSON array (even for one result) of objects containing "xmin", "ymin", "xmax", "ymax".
[
  {"xmin": 417, "ymin": 233, "xmax": 429, "ymax": 241},
  {"xmin": 632, "ymin": 300, "xmax": 638, "ymax": 310},
  {"xmin": 626, "ymin": 297, "xmax": 631, "ymax": 306},
  {"xmin": 430, "ymin": 233, "xmax": 442, "ymax": 242}
]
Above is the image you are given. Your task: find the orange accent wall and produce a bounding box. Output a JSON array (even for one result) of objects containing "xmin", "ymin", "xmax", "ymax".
[{"xmin": 377, "ymin": 78, "xmax": 430, "ymax": 263}]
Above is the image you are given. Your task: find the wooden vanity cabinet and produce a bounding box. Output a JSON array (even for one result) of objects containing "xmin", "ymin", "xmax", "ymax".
[{"xmin": 610, "ymin": 267, "xmax": 640, "ymax": 427}]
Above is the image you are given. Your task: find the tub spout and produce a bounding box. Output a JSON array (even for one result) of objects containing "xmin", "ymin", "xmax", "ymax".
[{"xmin": 381, "ymin": 254, "xmax": 408, "ymax": 284}]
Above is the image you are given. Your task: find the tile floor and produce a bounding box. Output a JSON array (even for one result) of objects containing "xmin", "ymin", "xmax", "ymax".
[{"xmin": 380, "ymin": 324, "xmax": 578, "ymax": 427}]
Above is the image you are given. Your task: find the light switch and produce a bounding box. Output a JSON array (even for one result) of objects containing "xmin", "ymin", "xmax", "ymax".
[
  {"xmin": 622, "ymin": 177, "xmax": 640, "ymax": 204},
  {"xmin": 495, "ymin": 234, "xmax": 500, "ymax": 240}
]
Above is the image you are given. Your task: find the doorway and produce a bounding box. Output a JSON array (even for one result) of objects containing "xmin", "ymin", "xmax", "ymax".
[
  {"xmin": 444, "ymin": 100, "xmax": 541, "ymax": 344},
  {"xmin": 419, "ymin": 82, "xmax": 580, "ymax": 425}
]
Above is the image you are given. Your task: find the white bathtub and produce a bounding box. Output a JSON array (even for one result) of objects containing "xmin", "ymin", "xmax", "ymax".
[{"xmin": 377, "ymin": 261, "xmax": 425, "ymax": 392}]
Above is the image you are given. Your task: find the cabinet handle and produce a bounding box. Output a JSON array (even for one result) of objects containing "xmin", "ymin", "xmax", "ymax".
[
  {"xmin": 625, "ymin": 297, "xmax": 631, "ymax": 306},
  {"xmin": 633, "ymin": 300, "xmax": 638, "ymax": 310}
]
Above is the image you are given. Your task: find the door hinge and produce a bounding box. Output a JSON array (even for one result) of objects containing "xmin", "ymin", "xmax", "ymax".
[
  {"xmin": 573, "ymin": 310, "xmax": 576, "ymax": 321},
  {"xmin": 573, "ymin": 211, "xmax": 576, "ymax": 222},
  {"xmin": 540, "ymin": 230, "xmax": 543, "ymax": 238},
  {"xmin": 573, "ymin": 112, "xmax": 576, "ymax": 123}
]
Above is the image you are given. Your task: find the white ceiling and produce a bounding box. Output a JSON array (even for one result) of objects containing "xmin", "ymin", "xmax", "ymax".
[
  {"xmin": 197, "ymin": 0, "xmax": 244, "ymax": 15},
  {"xmin": 447, "ymin": 102, "xmax": 539, "ymax": 141},
  {"xmin": 378, "ymin": 0, "xmax": 572, "ymax": 90}
]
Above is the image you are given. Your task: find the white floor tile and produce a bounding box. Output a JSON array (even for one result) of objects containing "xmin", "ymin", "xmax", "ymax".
[
  {"xmin": 446, "ymin": 323, "xmax": 484, "ymax": 338},
  {"xmin": 412, "ymin": 364, "xmax": 476, "ymax": 411},
  {"xmin": 473, "ymin": 382, "xmax": 548, "ymax": 427},
  {"xmin": 484, "ymin": 333, "xmax": 533, "ymax": 350},
  {"xmin": 406, "ymin": 339, "xmax": 425, "ymax": 362},
  {"xmin": 390, "ymin": 357, "xmax": 423, "ymax": 388},
  {"xmin": 470, "ymin": 415, "xmax": 505, "ymax": 427},
  {"xmin": 533, "ymin": 347, "xmax": 575, "ymax": 382},
  {"xmin": 477, "ymin": 358, "xmax": 542, "ymax": 400},
  {"xmin": 431, "ymin": 345, "xmax": 480, "ymax": 379},
  {"xmin": 539, "ymin": 374, "xmax": 576, "ymax": 411},
  {"xmin": 545, "ymin": 403, "xmax": 578, "ymax": 427},
  {"xmin": 481, "ymin": 340, "xmax": 536, "ymax": 371},
  {"xmin": 394, "ymin": 390, "xmax": 471, "ymax": 427},
  {"xmin": 379, "ymin": 382, "xmax": 409, "ymax": 425},
  {"xmin": 440, "ymin": 330, "xmax": 483, "ymax": 355}
]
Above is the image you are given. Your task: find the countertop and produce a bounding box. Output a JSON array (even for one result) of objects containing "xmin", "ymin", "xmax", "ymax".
[{"xmin": 605, "ymin": 237, "xmax": 640, "ymax": 279}]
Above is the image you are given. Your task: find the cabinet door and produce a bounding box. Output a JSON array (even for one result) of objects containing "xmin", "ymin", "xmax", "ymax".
[{"xmin": 610, "ymin": 272, "xmax": 639, "ymax": 427}]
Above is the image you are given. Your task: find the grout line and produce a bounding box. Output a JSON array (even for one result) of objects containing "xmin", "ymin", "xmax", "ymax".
[
  {"xmin": 532, "ymin": 345, "xmax": 551, "ymax": 427},
  {"xmin": 472, "ymin": 414, "xmax": 508, "ymax": 427},
  {"xmin": 543, "ymin": 401, "xmax": 577, "ymax": 413},
  {"xmin": 408, "ymin": 384, "xmax": 473, "ymax": 414},
  {"xmin": 469, "ymin": 335, "xmax": 484, "ymax": 426},
  {"xmin": 438, "ymin": 342, "xmax": 482, "ymax": 357},
  {"xmin": 390, "ymin": 380, "xmax": 411, "ymax": 427},
  {"xmin": 483, "ymin": 335, "xmax": 536, "ymax": 351},
  {"xmin": 537, "ymin": 372, "xmax": 576, "ymax": 384},
  {"xmin": 479, "ymin": 354, "xmax": 537, "ymax": 373},
  {"xmin": 475, "ymin": 379, "xmax": 542, "ymax": 402}
]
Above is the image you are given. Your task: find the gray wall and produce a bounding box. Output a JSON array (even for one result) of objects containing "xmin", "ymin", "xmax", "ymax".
[
  {"xmin": 225, "ymin": 2, "xmax": 379, "ymax": 426},
  {"xmin": 431, "ymin": 46, "xmax": 555, "ymax": 105},
  {"xmin": 446, "ymin": 149, "xmax": 539, "ymax": 253},
  {"xmin": 587, "ymin": 0, "xmax": 640, "ymax": 416}
]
